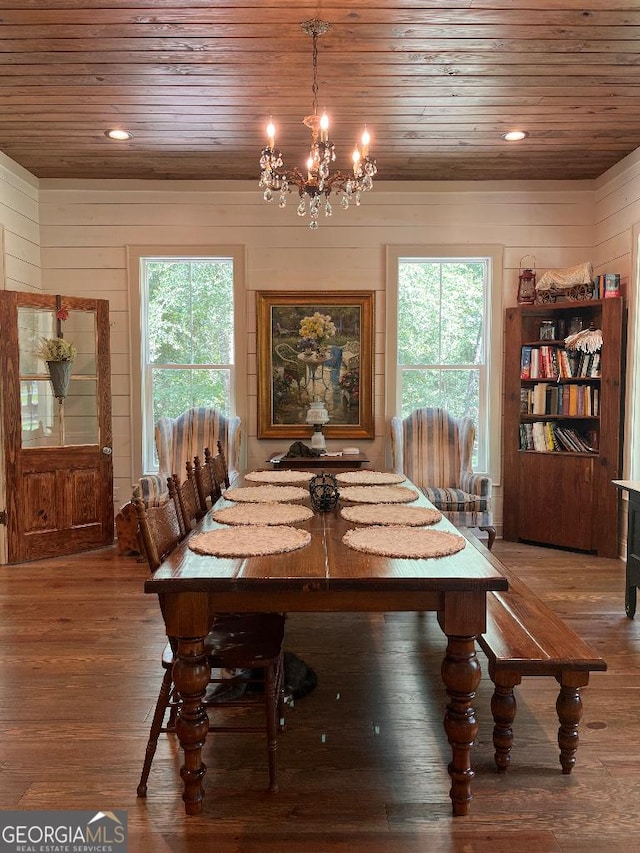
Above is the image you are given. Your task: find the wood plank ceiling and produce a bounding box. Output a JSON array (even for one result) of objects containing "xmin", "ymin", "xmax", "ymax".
[{"xmin": 1, "ymin": 1, "xmax": 640, "ymax": 182}]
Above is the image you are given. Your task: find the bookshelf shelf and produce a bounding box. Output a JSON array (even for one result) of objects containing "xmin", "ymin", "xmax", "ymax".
[
  {"xmin": 503, "ymin": 296, "xmax": 625, "ymax": 557},
  {"xmin": 519, "ymin": 449, "xmax": 597, "ymax": 457},
  {"xmin": 520, "ymin": 415, "xmax": 599, "ymax": 421}
]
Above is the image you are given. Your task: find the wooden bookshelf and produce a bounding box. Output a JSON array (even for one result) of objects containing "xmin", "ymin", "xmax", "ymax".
[{"xmin": 503, "ymin": 297, "xmax": 625, "ymax": 558}]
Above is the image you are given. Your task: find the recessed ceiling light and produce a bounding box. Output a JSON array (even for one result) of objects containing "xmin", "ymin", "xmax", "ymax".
[
  {"xmin": 502, "ymin": 130, "xmax": 528, "ymax": 142},
  {"xmin": 105, "ymin": 129, "xmax": 133, "ymax": 141}
]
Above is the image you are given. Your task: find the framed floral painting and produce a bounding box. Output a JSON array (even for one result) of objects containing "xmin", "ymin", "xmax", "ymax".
[{"xmin": 257, "ymin": 291, "xmax": 375, "ymax": 439}]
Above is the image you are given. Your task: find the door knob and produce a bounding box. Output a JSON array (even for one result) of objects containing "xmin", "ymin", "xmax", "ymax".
[{"xmin": 102, "ymin": 446, "xmax": 113, "ymax": 455}]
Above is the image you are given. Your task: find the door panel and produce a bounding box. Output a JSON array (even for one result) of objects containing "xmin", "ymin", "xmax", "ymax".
[
  {"xmin": 517, "ymin": 451, "xmax": 594, "ymax": 551},
  {"xmin": 0, "ymin": 291, "xmax": 113, "ymax": 564}
]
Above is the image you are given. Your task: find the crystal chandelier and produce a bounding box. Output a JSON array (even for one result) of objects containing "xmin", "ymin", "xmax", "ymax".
[{"xmin": 259, "ymin": 19, "xmax": 377, "ymax": 230}]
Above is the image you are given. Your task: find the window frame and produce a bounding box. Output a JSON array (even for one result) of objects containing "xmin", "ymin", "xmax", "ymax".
[
  {"xmin": 386, "ymin": 244, "xmax": 503, "ymax": 482},
  {"xmin": 127, "ymin": 245, "xmax": 246, "ymax": 479}
]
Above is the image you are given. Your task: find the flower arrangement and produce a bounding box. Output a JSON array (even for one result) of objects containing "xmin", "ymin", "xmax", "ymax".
[
  {"xmin": 298, "ymin": 312, "xmax": 336, "ymax": 345},
  {"xmin": 34, "ymin": 336, "xmax": 77, "ymax": 362}
]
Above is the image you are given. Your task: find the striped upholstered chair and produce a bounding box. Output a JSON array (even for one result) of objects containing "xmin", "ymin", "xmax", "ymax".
[
  {"xmin": 390, "ymin": 407, "xmax": 495, "ymax": 549},
  {"xmin": 138, "ymin": 406, "xmax": 241, "ymax": 508},
  {"xmin": 115, "ymin": 407, "xmax": 241, "ymax": 554}
]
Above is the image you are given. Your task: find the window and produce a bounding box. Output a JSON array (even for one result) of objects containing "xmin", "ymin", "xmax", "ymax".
[
  {"xmin": 139, "ymin": 256, "xmax": 235, "ymax": 473},
  {"xmin": 387, "ymin": 246, "xmax": 503, "ymax": 476}
]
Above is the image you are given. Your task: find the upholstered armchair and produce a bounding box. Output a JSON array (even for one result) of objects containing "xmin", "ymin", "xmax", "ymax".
[
  {"xmin": 390, "ymin": 407, "xmax": 495, "ymax": 548},
  {"xmin": 138, "ymin": 406, "xmax": 241, "ymax": 507},
  {"xmin": 115, "ymin": 407, "xmax": 240, "ymax": 554}
]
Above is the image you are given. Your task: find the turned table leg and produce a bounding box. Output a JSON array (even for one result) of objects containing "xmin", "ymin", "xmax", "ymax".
[
  {"xmin": 441, "ymin": 634, "xmax": 482, "ymax": 816},
  {"xmin": 173, "ymin": 636, "xmax": 211, "ymax": 815},
  {"xmin": 556, "ymin": 676, "xmax": 585, "ymax": 775}
]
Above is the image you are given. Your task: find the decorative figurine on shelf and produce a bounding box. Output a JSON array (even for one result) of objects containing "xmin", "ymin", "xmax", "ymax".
[
  {"xmin": 309, "ymin": 473, "xmax": 340, "ymax": 512},
  {"xmin": 564, "ymin": 323, "xmax": 603, "ymax": 354},
  {"xmin": 517, "ymin": 255, "xmax": 537, "ymax": 304},
  {"xmin": 535, "ymin": 260, "xmax": 594, "ymax": 302}
]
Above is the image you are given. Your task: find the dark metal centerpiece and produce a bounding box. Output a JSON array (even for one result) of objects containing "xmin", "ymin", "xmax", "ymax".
[{"xmin": 309, "ymin": 472, "xmax": 340, "ymax": 512}]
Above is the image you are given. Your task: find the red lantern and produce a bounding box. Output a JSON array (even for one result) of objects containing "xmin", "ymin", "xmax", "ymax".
[{"xmin": 518, "ymin": 256, "xmax": 537, "ymax": 304}]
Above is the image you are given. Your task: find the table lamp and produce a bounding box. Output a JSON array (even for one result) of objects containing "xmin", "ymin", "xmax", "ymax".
[{"xmin": 306, "ymin": 400, "xmax": 330, "ymax": 451}]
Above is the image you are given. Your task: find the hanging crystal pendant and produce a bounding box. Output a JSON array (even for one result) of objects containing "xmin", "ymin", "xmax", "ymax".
[
  {"xmin": 297, "ymin": 200, "xmax": 307, "ymax": 217},
  {"xmin": 324, "ymin": 200, "xmax": 332, "ymax": 217},
  {"xmin": 263, "ymin": 188, "xmax": 273, "ymax": 202}
]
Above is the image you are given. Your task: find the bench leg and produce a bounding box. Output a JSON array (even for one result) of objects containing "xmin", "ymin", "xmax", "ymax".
[
  {"xmin": 556, "ymin": 675, "xmax": 587, "ymax": 774},
  {"xmin": 489, "ymin": 670, "xmax": 521, "ymax": 772}
]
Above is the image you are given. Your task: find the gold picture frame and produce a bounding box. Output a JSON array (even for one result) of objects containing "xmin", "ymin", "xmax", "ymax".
[{"xmin": 257, "ymin": 290, "xmax": 375, "ymax": 440}]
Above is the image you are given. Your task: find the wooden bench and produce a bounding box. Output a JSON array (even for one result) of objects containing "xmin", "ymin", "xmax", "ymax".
[{"xmin": 462, "ymin": 531, "xmax": 607, "ymax": 774}]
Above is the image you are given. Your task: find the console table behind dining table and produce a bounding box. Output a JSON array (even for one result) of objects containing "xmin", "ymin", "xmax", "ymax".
[{"xmin": 144, "ymin": 474, "xmax": 508, "ymax": 817}]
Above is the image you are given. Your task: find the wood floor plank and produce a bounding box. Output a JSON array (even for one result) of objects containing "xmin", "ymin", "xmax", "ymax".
[{"xmin": 1, "ymin": 541, "xmax": 640, "ymax": 849}]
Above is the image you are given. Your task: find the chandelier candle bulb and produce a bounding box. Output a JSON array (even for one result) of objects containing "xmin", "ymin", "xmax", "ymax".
[
  {"xmin": 267, "ymin": 120, "xmax": 276, "ymax": 149},
  {"xmin": 361, "ymin": 128, "xmax": 370, "ymax": 157},
  {"xmin": 320, "ymin": 113, "xmax": 329, "ymax": 142}
]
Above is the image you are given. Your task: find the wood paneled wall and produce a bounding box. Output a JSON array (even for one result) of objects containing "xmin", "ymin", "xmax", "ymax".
[
  {"xmin": 0, "ymin": 148, "xmax": 638, "ymax": 534},
  {"xmin": 593, "ymin": 147, "xmax": 640, "ymax": 478},
  {"xmin": 0, "ymin": 152, "xmax": 41, "ymax": 293}
]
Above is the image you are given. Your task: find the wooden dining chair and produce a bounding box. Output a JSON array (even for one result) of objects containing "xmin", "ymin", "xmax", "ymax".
[
  {"xmin": 169, "ymin": 466, "xmax": 203, "ymax": 537},
  {"xmin": 206, "ymin": 440, "xmax": 232, "ymax": 488},
  {"xmin": 193, "ymin": 452, "xmax": 223, "ymax": 512},
  {"xmin": 133, "ymin": 489, "xmax": 286, "ymax": 798}
]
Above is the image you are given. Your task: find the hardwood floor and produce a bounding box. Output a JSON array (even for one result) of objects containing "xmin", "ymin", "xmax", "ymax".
[{"xmin": 0, "ymin": 540, "xmax": 638, "ymax": 852}]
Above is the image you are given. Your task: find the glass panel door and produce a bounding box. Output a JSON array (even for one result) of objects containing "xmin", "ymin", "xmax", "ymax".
[{"xmin": 17, "ymin": 307, "xmax": 98, "ymax": 448}]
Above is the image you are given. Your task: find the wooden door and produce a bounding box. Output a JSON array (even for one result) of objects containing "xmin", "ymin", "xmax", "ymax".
[{"xmin": 0, "ymin": 291, "xmax": 113, "ymax": 564}]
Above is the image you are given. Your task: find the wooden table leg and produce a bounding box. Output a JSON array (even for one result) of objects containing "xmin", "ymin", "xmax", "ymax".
[
  {"xmin": 441, "ymin": 634, "xmax": 482, "ymax": 816},
  {"xmin": 173, "ymin": 636, "xmax": 211, "ymax": 815}
]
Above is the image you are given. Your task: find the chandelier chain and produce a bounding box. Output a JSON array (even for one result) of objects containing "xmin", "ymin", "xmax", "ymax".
[{"xmin": 311, "ymin": 30, "xmax": 319, "ymax": 117}]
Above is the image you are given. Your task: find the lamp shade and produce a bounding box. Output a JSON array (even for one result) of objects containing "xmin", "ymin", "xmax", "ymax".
[{"xmin": 306, "ymin": 400, "xmax": 330, "ymax": 426}]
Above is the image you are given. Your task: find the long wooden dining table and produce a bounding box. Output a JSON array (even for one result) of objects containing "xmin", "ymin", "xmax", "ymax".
[{"xmin": 144, "ymin": 474, "xmax": 508, "ymax": 816}]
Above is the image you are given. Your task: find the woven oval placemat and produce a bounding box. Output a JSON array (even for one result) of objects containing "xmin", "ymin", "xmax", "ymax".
[
  {"xmin": 336, "ymin": 470, "xmax": 406, "ymax": 486},
  {"xmin": 341, "ymin": 504, "xmax": 442, "ymax": 526},
  {"xmin": 343, "ymin": 526, "xmax": 465, "ymax": 559},
  {"xmin": 339, "ymin": 485, "xmax": 419, "ymax": 504},
  {"xmin": 222, "ymin": 485, "xmax": 308, "ymax": 503},
  {"xmin": 212, "ymin": 502, "xmax": 313, "ymax": 526},
  {"xmin": 245, "ymin": 469, "xmax": 315, "ymax": 484},
  {"xmin": 188, "ymin": 526, "xmax": 311, "ymax": 557}
]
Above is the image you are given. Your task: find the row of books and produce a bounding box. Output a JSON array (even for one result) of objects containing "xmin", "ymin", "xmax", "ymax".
[
  {"xmin": 519, "ymin": 421, "xmax": 598, "ymax": 454},
  {"xmin": 520, "ymin": 382, "xmax": 599, "ymax": 416},
  {"xmin": 594, "ymin": 273, "xmax": 621, "ymax": 300},
  {"xmin": 520, "ymin": 345, "xmax": 601, "ymax": 380},
  {"xmin": 557, "ymin": 349, "xmax": 601, "ymax": 379}
]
